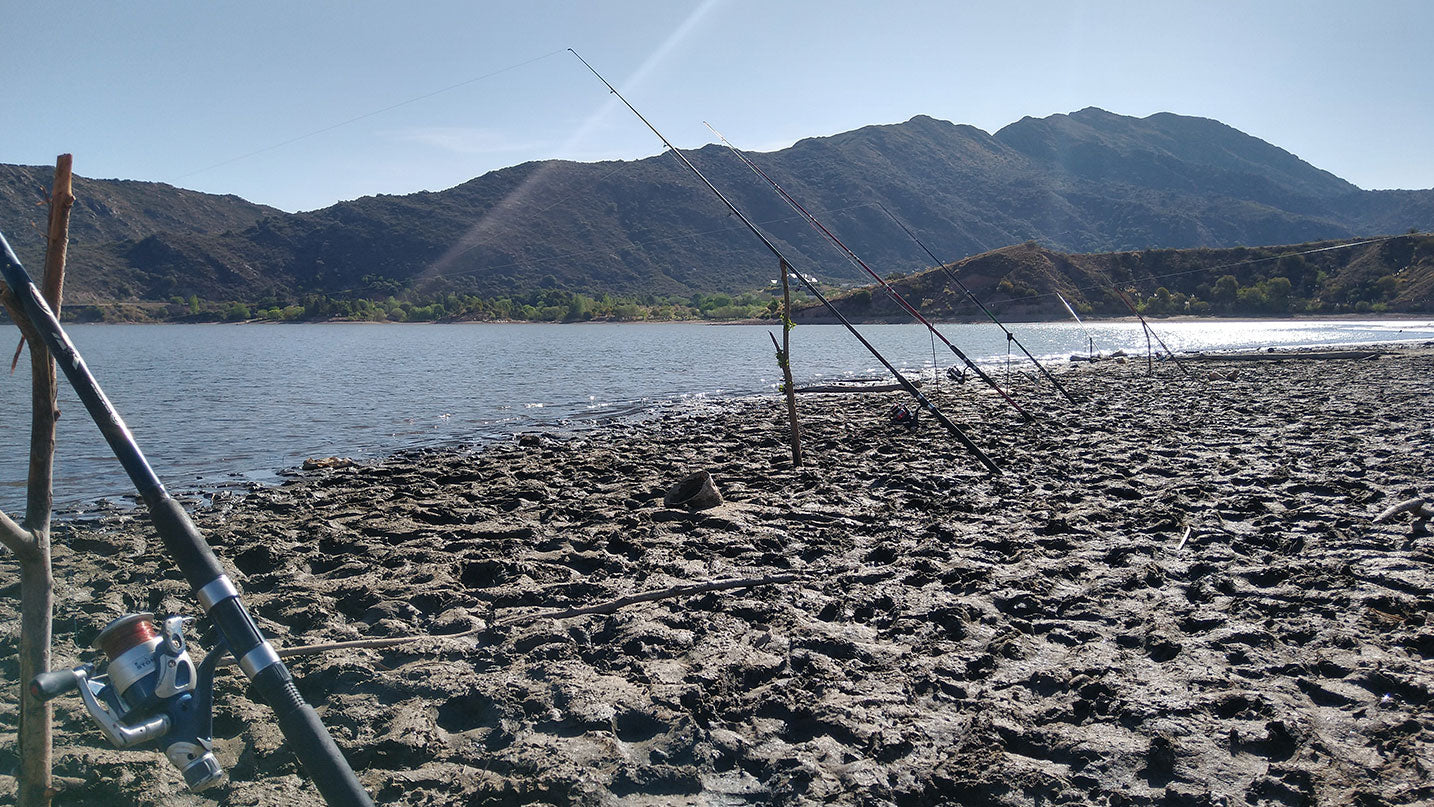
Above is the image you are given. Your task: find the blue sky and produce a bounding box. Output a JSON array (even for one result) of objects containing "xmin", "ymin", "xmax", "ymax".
[{"xmin": 3, "ymin": 0, "xmax": 1430, "ymax": 212}]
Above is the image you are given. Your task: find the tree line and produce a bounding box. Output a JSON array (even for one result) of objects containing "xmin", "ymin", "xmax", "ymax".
[
  {"xmin": 71, "ymin": 288, "xmax": 798, "ymax": 324},
  {"xmin": 1126, "ymin": 252, "xmax": 1407, "ymax": 316}
]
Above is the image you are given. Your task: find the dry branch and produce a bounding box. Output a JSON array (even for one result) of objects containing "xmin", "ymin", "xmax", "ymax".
[
  {"xmin": 216, "ymin": 573, "xmax": 800, "ymax": 666},
  {"xmin": 496, "ymin": 573, "xmax": 800, "ymax": 626},
  {"xmin": 215, "ymin": 629, "xmax": 484, "ymax": 668}
]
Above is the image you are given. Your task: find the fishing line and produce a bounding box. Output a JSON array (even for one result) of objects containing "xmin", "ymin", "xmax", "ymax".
[
  {"xmin": 705, "ymin": 123, "xmax": 1035, "ymax": 424},
  {"xmin": 321, "ymin": 200, "xmax": 872, "ymax": 297},
  {"xmin": 173, "ymin": 49, "xmax": 569, "ymax": 183},
  {"xmin": 878, "ymin": 203, "xmax": 1080, "ymax": 403},
  {"xmin": 569, "ymin": 49, "xmax": 1001, "ymax": 474}
]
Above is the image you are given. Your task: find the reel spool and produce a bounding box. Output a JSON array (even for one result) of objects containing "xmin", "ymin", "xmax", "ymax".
[{"xmin": 95, "ymin": 613, "xmax": 182, "ymax": 710}]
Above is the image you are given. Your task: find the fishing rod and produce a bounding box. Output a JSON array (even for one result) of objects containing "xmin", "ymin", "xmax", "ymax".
[
  {"xmin": 704, "ymin": 123, "xmax": 1037, "ymax": 423},
  {"xmin": 874, "ymin": 203, "xmax": 1080, "ymax": 404},
  {"xmin": 1057, "ymin": 292, "xmax": 1096, "ymax": 360},
  {"xmin": 568, "ymin": 49, "xmax": 999, "ymax": 474},
  {"xmin": 1113, "ymin": 287, "xmax": 1190, "ymax": 376},
  {"xmin": 0, "ymin": 233, "xmax": 374, "ymax": 805}
]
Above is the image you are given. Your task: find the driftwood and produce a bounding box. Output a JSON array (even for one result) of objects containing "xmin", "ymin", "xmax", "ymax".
[
  {"xmin": 1373, "ymin": 498, "xmax": 1432, "ymax": 533},
  {"xmin": 1189, "ymin": 350, "xmax": 1384, "ymax": 362},
  {"xmin": 1373, "ymin": 498, "xmax": 1432, "ymax": 522},
  {"xmin": 1174, "ymin": 526, "xmax": 1193, "ymax": 552},
  {"xmin": 217, "ymin": 573, "xmax": 799, "ymax": 666}
]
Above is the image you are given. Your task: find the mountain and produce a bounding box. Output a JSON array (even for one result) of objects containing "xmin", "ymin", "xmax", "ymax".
[
  {"xmin": 0, "ymin": 163, "xmax": 279, "ymax": 261},
  {"xmin": 2, "ymin": 109, "xmax": 1432, "ymax": 308}
]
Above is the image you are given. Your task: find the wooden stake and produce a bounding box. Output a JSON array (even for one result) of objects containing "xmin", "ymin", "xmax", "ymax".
[
  {"xmin": 0, "ymin": 153, "xmax": 71, "ymax": 807},
  {"xmin": 777, "ymin": 258, "xmax": 803, "ymax": 466},
  {"xmin": 1143, "ymin": 322, "xmax": 1153, "ymax": 375}
]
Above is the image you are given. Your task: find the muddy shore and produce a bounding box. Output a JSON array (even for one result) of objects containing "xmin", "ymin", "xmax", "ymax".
[{"xmin": 2, "ymin": 347, "xmax": 1432, "ymax": 806}]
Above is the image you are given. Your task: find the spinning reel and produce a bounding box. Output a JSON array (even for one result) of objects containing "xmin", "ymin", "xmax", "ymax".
[{"xmin": 30, "ymin": 612, "xmax": 226, "ymax": 792}]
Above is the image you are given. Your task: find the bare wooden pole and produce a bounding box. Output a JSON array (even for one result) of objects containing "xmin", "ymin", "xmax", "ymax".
[
  {"xmin": 777, "ymin": 258, "xmax": 802, "ymax": 466},
  {"xmin": 0, "ymin": 153, "xmax": 70, "ymax": 807},
  {"xmin": 1144, "ymin": 322, "xmax": 1154, "ymax": 376}
]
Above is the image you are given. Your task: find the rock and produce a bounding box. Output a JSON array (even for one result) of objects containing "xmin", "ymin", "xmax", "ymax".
[
  {"xmin": 663, "ymin": 470, "xmax": 723, "ymax": 510},
  {"xmin": 302, "ymin": 456, "xmax": 355, "ymax": 470}
]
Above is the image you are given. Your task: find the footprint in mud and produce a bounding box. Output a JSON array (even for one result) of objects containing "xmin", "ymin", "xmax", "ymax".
[
  {"xmin": 435, "ymin": 691, "xmax": 504, "ymax": 734},
  {"xmin": 1231, "ymin": 719, "xmax": 1301, "ymax": 761},
  {"xmin": 1145, "ymin": 634, "xmax": 1182, "ymax": 662}
]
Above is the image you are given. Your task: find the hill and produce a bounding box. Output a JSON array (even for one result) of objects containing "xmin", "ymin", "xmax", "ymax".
[
  {"xmin": 791, "ymin": 235, "xmax": 1434, "ymax": 323},
  {"xmin": 2, "ymin": 109, "xmax": 1432, "ymax": 311}
]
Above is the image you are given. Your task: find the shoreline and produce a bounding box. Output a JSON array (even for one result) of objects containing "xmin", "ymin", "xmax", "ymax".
[
  {"xmin": 3, "ymin": 347, "xmax": 1431, "ymax": 805},
  {"xmin": 24, "ymin": 336, "xmax": 1434, "ymax": 523},
  {"xmin": 28, "ymin": 336, "xmax": 1434, "ymax": 523},
  {"xmin": 17, "ymin": 312, "xmax": 1434, "ymax": 327}
]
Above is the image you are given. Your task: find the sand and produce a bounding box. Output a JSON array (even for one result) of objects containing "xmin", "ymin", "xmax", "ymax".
[{"xmin": 2, "ymin": 346, "xmax": 1432, "ymax": 806}]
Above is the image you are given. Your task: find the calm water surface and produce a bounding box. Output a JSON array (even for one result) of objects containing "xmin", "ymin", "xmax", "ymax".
[{"xmin": 2, "ymin": 319, "xmax": 1430, "ymax": 513}]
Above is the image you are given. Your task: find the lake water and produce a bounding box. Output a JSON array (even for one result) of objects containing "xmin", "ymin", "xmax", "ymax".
[{"xmin": 2, "ymin": 318, "xmax": 1431, "ymax": 514}]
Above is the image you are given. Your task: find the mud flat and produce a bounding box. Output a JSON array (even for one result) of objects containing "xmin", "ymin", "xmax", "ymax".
[{"xmin": 2, "ymin": 346, "xmax": 1432, "ymax": 806}]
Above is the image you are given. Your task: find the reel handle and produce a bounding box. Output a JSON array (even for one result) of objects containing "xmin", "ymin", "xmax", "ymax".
[{"xmin": 30, "ymin": 668, "xmax": 83, "ymax": 702}]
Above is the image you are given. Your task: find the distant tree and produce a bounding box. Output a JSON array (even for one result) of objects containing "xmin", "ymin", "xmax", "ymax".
[
  {"xmin": 1144, "ymin": 286, "xmax": 1177, "ymax": 316},
  {"xmin": 1276, "ymin": 255, "xmax": 1313, "ymax": 294},
  {"xmin": 1236, "ymin": 285, "xmax": 1268, "ymax": 313},
  {"xmin": 1211, "ymin": 275, "xmax": 1239, "ymax": 311},
  {"xmin": 564, "ymin": 294, "xmax": 593, "ymax": 322},
  {"xmin": 1263, "ymin": 276, "xmax": 1293, "ymax": 313}
]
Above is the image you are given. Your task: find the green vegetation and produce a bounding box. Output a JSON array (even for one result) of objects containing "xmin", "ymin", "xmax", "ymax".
[
  {"xmin": 31, "ymin": 237, "xmax": 1428, "ymax": 326},
  {"xmin": 807, "ymin": 235, "xmax": 1432, "ymax": 322},
  {"xmin": 65, "ymin": 288, "xmax": 798, "ymax": 324},
  {"xmin": 1128, "ymin": 241, "xmax": 1431, "ymax": 317},
  {"xmin": 1130, "ymin": 264, "xmax": 1402, "ymax": 318}
]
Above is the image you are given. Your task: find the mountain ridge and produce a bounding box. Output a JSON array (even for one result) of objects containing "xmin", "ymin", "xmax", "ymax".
[{"xmin": 2, "ymin": 108, "xmax": 1431, "ymax": 309}]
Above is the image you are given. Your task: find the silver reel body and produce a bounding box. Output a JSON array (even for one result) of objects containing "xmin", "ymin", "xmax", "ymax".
[{"xmin": 32, "ymin": 612, "xmax": 224, "ymax": 792}]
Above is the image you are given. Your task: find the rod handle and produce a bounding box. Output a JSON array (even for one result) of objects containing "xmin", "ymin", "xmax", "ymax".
[
  {"xmin": 29, "ymin": 669, "xmax": 81, "ymax": 702},
  {"xmin": 254, "ymin": 667, "xmax": 374, "ymax": 806}
]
